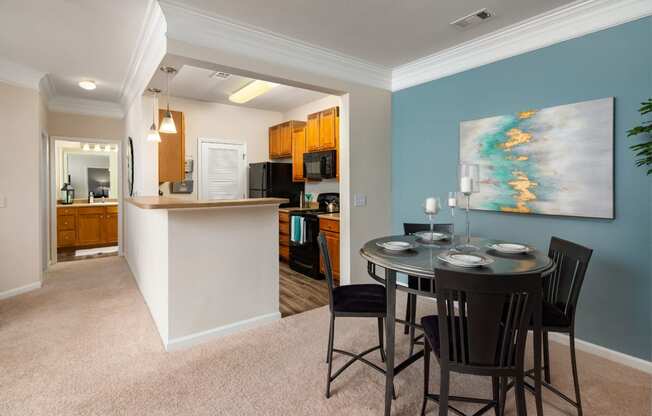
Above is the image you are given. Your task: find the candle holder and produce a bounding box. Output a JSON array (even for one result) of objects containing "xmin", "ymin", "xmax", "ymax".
[
  {"xmin": 422, "ymin": 196, "xmax": 441, "ymax": 243},
  {"xmin": 455, "ymin": 163, "xmax": 480, "ymax": 252}
]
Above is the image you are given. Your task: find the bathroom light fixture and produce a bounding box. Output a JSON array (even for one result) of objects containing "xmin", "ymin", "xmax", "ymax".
[
  {"xmin": 82, "ymin": 143, "xmax": 90, "ymax": 151},
  {"xmin": 146, "ymin": 88, "xmax": 162, "ymax": 142},
  {"xmin": 229, "ymin": 80, "xmax": 278, "ymax": 104},
  {"xmin": 104, "ymin": 144, "xmax": 111, "ymax": 152},
  {"xmin": 159, "ymin": 66, "xmax": 177, "ymax": 134},
  {"xmin": 94, "ymin": 144, "xmax": 101, "ymax": 152},
  {"xmin": 78, "ymin": 80, "xmax": 96, "ymax": 90}
]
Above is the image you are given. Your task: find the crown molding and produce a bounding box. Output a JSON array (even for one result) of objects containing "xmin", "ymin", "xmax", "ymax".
[
  {"xmin": 120, "ymin": 0, "xmax": 167, "ymax": 112},
  {"xmin": 158, "ymin": 0, "xmax": 392, "ymax": 90},
  {"xmin": 48, "ymin": 96, "xmax": 124, "ymax": 119},
  {"xmin": 392, "ymin": 0, "xmax": 652, "ymax": 91},
  {"xmin": 0, "ymin": 57, "xmax": 44, "ymax": 90}
]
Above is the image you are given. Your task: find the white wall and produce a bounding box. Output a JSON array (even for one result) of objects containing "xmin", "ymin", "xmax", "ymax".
[
  {"xmin": 48, "ymin": 111, "xmax": 124, "ymax": 141},
  {"xmin": 157, "ymin": 96, "xmax": 283, "ymax": 199},
  {"xmin": 282, "ymin": 95, "xmax": 342, "ymax": 198},
  {"xmin": 0, "ymin": 81, "xmax": 42, "ymax": 296}
]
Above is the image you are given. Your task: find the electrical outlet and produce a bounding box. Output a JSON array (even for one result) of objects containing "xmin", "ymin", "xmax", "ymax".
[{"xmin": 353, "ymin": 193, "xmax": 366, "ymax": 207}]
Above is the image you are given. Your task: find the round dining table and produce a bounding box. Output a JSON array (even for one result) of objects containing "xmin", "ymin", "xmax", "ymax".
[{"xmin": 360, "ymin": 235, "xmax": 554, "ymax": 416}]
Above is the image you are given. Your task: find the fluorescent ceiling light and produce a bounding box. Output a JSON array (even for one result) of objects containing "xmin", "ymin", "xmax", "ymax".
[
  {"xmin": 78, "ymin": 80, "xmax": 96, "ymax": 90},
  {"xmin": 229, "ymin": 80, "xmax": 278, "ymax": 104}
]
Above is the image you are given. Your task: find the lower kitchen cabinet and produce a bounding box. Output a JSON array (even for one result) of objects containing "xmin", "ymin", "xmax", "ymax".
[
  {"xmin": 319, "ymin": 218, "xmax": 339, "ymax": 285},
  {"xmin": 57, "ymin": 205, "xmax": 118, "ymax": 249},
  {"xmin": 279, "ymin": 211, "xmax": 290, "ymax": 262}
]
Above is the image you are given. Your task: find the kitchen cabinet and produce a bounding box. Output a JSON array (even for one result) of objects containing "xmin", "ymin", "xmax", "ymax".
[
  {"xmin": 319, "ymin": 217, "xmax": 340, "ymax": 285},
  {"xmin": 279, "ymin": 211, "xmax": 290, "ymax": 262},
  {"xmin": 270, "ymin": 121, "xmax": 304, "ymax": 159},
  {"xmin": 57, "ymin": 205, "xmax": 118, "ymax": 249},
  {"xmin": 158, "ymin": 109, "xmax": 185, "ymax": 183},
  {"xmin": 291, "ymin": 124, "xmax": 306, "ymax": 182},
  {"xmin": 306, "ymin": 107, "xmax": 339, "ymax": 152}
]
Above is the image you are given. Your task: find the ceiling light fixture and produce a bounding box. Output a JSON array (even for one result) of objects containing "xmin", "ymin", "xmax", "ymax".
[
  {"xmin": 78, "ymin": 80, "xmax": 96, "ymax": 90},
  {"xmin": 159, "ymin": 66, "xmax": 177, "ymax": 134},
  {"xmin": 229, "ymin": 80, "xmax": 278, "ymax": 104},
  {"xmin": 146, "ymin": 88, "xmax": 162, "ymax": 142}
]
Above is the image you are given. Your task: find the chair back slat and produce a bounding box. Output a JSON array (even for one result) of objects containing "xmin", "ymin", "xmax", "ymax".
[
  {"xmin": 317, "ymin": 232, "xmax": 336, "ymax": 312},
  {"xmin": 435, "ymin": 268, "xmax": 541, "ymax": 369},
  {"xmin": 546, "ymin": 237, "xmax": 593, "ymax": 320}
]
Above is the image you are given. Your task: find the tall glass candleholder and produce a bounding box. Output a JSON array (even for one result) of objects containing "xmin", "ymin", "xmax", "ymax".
[
  {"xmin": 456, "ymin": 162, "xmax": 480, "ymax": 252},
  {"xmin": 422, "ymin": 196, "xmax": 441, "ymax": 243}
]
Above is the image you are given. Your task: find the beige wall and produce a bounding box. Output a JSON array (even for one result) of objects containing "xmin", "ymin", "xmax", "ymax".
[
  {"xmin": 0, "ymin": 81, "xmax": 42, "ymax": 295},
  {"xmin": 158, "ymin": 96, "xmax": 283, "ymax": 198},
  {"xmin": 47, "ymin": 111, "xmax": 124, "ymax": 140},
  {"xmin": 163, "ymin": 40, "xmax": 392, "ymax": 285}
]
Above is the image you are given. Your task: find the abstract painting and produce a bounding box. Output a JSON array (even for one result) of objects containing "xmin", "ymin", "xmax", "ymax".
[{"xmin": 460, "ymin": 97, "xmax": 614, "ymax": 219}]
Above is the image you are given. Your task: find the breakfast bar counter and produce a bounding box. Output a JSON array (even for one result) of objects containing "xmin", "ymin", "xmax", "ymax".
[{"xmin": 125, "ymin": 197, "xmax": 288, "ymax": 351}]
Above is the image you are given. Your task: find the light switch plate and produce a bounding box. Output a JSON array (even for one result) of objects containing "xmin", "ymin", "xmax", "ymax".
[
  {"xmin": 0, "ymin": 194, "xmax": 5, "ymax": 208},
  {"xmin": 353, "ymin": 193, "xmax": 367, "ymax": 207}
]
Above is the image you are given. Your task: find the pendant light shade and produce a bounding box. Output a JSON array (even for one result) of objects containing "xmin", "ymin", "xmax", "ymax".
[
  {"xmin": 146, "ymin": 88, "xmax": 162, "ymax": 142},
  {"xmin": 159, "ymin": 66, "xmax": 177, "ymax": 134}
]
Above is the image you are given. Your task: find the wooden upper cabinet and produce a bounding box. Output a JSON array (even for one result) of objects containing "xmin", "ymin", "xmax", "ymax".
[
  {"xmin": 306, "ymin": 112, "xmax": 321, "ymax": 152},
  {"xmin": 291, "ymin": 124, "xmax": 306, "ymax": 182},
  {"xmin": 279, "ymin": 122, "xmax": 292, "ymax": 157},
  {"xmin": 269, "ymin": 125, "xmax": 280, "ymax": 158},
  {"xmin": 158, "ymin": 110, "xmax": 185, "ymax": 183},
  {"xmin": 319, "ymin": 107, "xmax": 338, "ymax": 150},
  {"xmin": 269, "ymin": 121, "xmax": 303, "ymax": 160}
]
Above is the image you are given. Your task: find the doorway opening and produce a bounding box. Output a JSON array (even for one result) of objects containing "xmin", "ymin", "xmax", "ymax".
[{"xmin": 50, "ymin": 138, "xmax": 121, "ymax": 264}]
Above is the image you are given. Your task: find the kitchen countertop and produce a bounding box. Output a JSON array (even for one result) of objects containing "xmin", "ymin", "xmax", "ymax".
[
  {"xmin": 58, "ymin": 201, "xmax": 119, "ymax": 207},
  {"xmin": 317, "ymin": 213, "xmax": 340, "ymax": 221},
  {"xmin": 126, "ymin": 196, "xmax": 289, "ymax": 210}
]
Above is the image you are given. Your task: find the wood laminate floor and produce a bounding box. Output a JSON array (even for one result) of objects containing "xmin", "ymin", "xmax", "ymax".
[{"xmin": 279, "ymin": 261, "xmax": 329, "ymax": 317}]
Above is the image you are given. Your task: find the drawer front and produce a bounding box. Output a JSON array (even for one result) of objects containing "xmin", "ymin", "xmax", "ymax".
[
  {"xmin": 105, "ymin": 205, "xmax": 118, "ymax": 214},
  {"xmin": 57, "ymin": 207, "xmax": 76, "ymax": 216},
  {"xmin": 279, "ymin": 233, "xmax": 289, "ymax": 247},
  {"xmin": 57, "ymin": 230, "xmax": 76, "ymax": 247},
  {"xmin": 77, "ymin": 206, "xmax": 105, "ymax": 215},
  {"xmin": 319, "ymin": 218, "xmax": 339, "ymax": 233},
  {"xmin": 58, "ymin": 215, "xmax": 76, "ymax": 231},
  {"xmin": 279, "ymin": 221, "xmax": 289, "ymax": 236},
  {"xmin": 279, "ymin": 245, "xmax": 289, "ymax": 261},
  {"xmin": 279, "ymin": 211, "xmax": 289, "ymax": 223}
]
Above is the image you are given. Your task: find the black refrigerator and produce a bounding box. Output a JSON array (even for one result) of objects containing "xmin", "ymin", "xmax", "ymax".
[{"xmin": 249, "ymin": 162, "xmax": 304, "ymax": 207}]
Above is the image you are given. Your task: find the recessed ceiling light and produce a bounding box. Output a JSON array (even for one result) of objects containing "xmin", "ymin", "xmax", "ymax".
[{"xmin": 78, "ymin": 80, "xmax": 96, "ymax": 90}]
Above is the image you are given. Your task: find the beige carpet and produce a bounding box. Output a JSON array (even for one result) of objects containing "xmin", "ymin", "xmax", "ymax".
[{"xmin": 0, "ymin": 257, "xmax": 649, "ymax": 416}]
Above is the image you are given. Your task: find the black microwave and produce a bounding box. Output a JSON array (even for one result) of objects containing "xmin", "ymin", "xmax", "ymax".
[{"xmin": 303, "ymin": 150, "xmax": 336, "ymax": 180}]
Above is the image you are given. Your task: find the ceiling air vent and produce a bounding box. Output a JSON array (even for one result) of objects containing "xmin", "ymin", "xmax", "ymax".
[
  {"xmin": 450, "ymin": 8, "xmax": 494, "ymax": 29},
  {"xmin": 210, "ymin": 71, "xmax": 231, "ymax": 79}
]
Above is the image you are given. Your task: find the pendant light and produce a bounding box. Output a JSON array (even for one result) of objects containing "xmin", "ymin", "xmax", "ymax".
[
  {"xmin": 146, "ymin": 88, "xmax": 162, "ymax": 142},
  {"xmin": 159, "ymin": 66, "xmax": 177, "ymax": 134}
]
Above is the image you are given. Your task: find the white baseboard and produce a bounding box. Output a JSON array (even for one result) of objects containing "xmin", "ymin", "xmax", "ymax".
[
  {"xmin": 0, "ymin": 281, "xmax": 42, "ymax": 301},
  {"xmin": 165, "ymin": 312, "xmax": 281, "ymax": 351},
  {"xmin": 548, "ymin": 333, "xmax": 652, "ymax": 375}
]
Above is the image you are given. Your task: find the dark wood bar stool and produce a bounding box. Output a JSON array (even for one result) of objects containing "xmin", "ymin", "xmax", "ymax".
[
  {"xmin": 402, "ymin": 223, "xmax": 453, "ymax": 356},
  {"xmin": 525, "ymin": 237, "xmax": 593, "ymax": 416},
  {"xmin": 421, "ymin": 268, "xmax": 543, "ymax": 416},
  {"xmin": 318, "ymin": 232, "xmax": 394, "ymax": 399}
]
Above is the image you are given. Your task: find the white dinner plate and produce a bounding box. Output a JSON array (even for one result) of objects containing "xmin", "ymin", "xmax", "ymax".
[
  {"xmin": 376, "ymin": 241, "xmax": 416, "ymax": 251},
  {"xmin": 414, "ymin": 231, "xmax": 449, "ymax": 242},
  {"xmin": 488, "ymin": 243, "xmax": 532, "ymax": 254},
  {"xmin": 438, "ymin": 252, "xmax": 494, "ymax": 268}
]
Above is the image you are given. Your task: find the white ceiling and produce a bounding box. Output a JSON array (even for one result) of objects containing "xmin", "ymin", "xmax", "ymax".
[
  {"xmin": 0, "ymin": 0, "xmax": 151, "ymax": 102},
  {"xmin": 148, "ymin": 65, "xmax": 330, "ymax": 112},
  {"xmin": 167, "ymin": 0, "xmax": 576, "ymax": 68}
]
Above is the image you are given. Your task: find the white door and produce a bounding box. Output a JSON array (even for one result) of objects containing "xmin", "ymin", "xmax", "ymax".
[{"xmin": 199, "ymin": 140, "xmax": 247, "ymax": 200}]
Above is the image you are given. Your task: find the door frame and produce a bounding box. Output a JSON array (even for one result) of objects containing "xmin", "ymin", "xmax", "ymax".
[
  {"xmin": 49, "ymin": 136, "xmax": 123, "ymax": 266},
  {"xmin": 197, "ymin": 138, "xmax": 247, "ymax": 200}
]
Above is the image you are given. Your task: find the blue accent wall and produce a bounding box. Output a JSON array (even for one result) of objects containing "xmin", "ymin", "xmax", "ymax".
[{"xmin": 392, "ymin": 17, "xmax": 652, "ymax": 360}]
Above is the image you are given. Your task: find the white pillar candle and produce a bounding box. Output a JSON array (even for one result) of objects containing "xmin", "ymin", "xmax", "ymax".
[
  {"xmin": 425, "ymin": 197, "xmax": 438, "ymax": 214},
  {"xmin": 448, "ymin": 197, "xmax": 457, "ymax": 207},
  {"xmin": 460, "ymin": 176, "xmax": 473, "ymax": 193}
]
